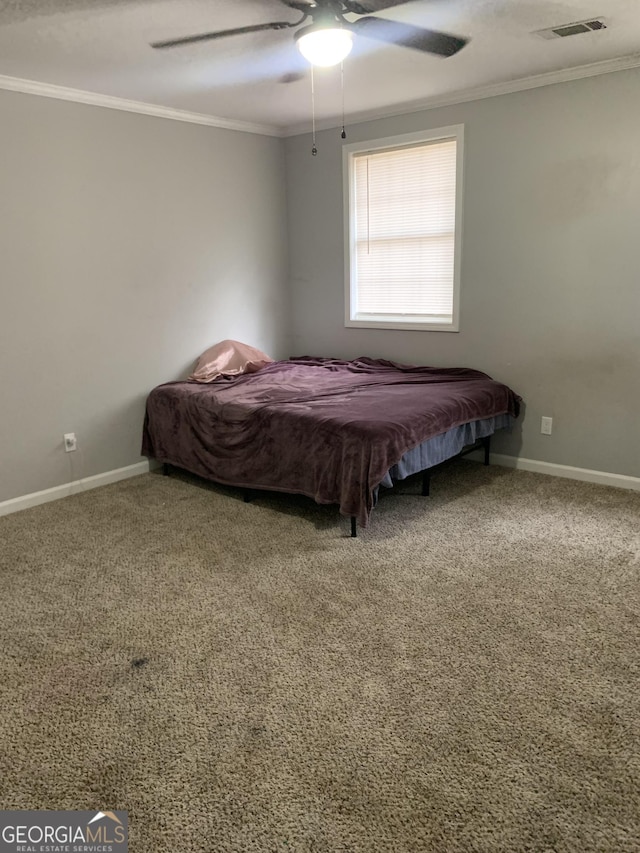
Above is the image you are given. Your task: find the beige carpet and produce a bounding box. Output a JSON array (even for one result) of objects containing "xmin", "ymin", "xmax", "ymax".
[{"xmin": 0, "ymin": 462, "xmax": 638, "ymax": 852}]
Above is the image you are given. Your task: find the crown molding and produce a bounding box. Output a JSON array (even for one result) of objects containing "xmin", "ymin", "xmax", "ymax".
[
  {"xmin": 0, "ymin": 74, "xmax": 283, "ymax": 137},
  {"xmin": 282, "ymin": 52, "xmax": 640, "ymax": 137},
  {"xmin": 3, "ymin": 51, "xmax": 640, "ymax": 140}
]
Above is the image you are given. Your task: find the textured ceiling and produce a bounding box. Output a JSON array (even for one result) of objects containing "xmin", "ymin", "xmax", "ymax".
[{"xmin": 1, "ymin": 0, "xmax": 640, "ymax": 133}]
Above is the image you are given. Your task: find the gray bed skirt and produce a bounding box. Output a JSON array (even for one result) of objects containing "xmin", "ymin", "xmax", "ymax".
[{"xmin": 378, "ymin": 414, "xmax": 514, "ymax": 490}]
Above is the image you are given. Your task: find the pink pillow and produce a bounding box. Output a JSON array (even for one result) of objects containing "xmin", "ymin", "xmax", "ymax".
[{"xmin": 189, "ymin": 339, "xmax": 274, "ymax": 383}]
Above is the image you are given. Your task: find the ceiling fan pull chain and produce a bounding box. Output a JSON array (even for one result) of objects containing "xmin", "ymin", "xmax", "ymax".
[
  {"xmin": 341, "ymin": 60, "xmax": 347, "ymax": 140},
  {"xmin": 311, "ymin": 65, "xmax": 318, "ymax": 156}
]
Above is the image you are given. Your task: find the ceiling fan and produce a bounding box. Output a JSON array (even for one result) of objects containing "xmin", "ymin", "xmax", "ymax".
[{"xmin": 151, "ymin": 0, "xmax": 469, "ymax": 67}]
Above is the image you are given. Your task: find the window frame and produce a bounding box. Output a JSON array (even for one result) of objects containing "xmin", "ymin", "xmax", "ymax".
[{"xmin": 343, "ymin": 125, "xmax": 464, "ymax": 332}]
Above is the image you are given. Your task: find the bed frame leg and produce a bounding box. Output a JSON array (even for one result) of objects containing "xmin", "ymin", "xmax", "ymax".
[
  {"xmin": 350, "ymin": 517, "xmax": 357, "ymax": 538},
  {"xmin": 483, "ymin": 436, "xmax": 491, "ymax": 466},
  {"xmin": 162, "ymin": 463, "xmax": 170, "ymax": 477},
  {"xmin": 243, "ymin": 490, "xmax": 253, "ymax": 503},
  {"xmin": 422, "ymin": 470, "xmax": 431, "ymax": 496}
]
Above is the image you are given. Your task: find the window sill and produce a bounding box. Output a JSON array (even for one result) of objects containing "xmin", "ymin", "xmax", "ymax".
[{"xmin": 345, "ymin": 317, "xmax": 459, "ymax": 332}]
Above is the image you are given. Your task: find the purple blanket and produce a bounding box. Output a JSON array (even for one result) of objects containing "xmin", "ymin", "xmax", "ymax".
[{"xmin": 142, "ymin": 357, "xmax": 521, "ymax": 526}]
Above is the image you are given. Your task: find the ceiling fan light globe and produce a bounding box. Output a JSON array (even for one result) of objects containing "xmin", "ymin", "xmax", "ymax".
[{"xmin": 296, "ymin": 27, "xmax": 353, "ymax": 67}]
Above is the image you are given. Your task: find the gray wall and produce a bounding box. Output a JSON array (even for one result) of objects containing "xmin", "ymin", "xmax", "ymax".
[
  {"xmin": 285, "ymin": 68, "xmax": 640, "ymax": 478},
  {"xmin": 0, "ymin": 90, "xmax": 290, "ymax": 503}
]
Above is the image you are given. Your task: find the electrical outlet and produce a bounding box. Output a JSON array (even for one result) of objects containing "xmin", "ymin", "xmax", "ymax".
[
  {"xmin": 64, "ymin": 432, "xmax": 77, "ymax": 452},
  {"xmin": 541, "ymin": 417, "xmax": 553, "ymax": 435}
]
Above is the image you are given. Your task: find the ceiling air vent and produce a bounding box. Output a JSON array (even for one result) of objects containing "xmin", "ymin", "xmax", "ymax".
[{"xmin": 535, "ymin": 18, "xmax": 608, "ymax": 40}]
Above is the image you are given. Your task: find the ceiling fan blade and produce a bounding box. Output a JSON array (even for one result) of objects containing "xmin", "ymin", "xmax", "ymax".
[
  {"xmin": 151, "ymin": 21, "xmax": 297, "ymax": 49},
  {"xmin": 343, "ymin": 0, "xmax": 412, "ymax": 13},
  {"xmin": 278, "ymin": 0, "xmax": 316, "ymax": 10},
  {"xmin": 351, "ymin": 16, "xmax": 468, "ymax": 57}
]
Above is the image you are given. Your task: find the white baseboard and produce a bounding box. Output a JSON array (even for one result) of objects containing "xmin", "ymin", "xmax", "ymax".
[
  {"xmin": 0, "ymin": 461, "xmax": 150, "ymax": 518},
  {"xmin": 468, "ymin": 451, "xmax": 640, "ymax": 491},
  {"xmin": 2, "ymin": 454, "xmax": 638, "ymax": 519}
]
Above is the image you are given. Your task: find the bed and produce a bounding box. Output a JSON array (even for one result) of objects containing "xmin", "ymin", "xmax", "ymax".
[{"xmin": 141, "ymin": 356, "xmax": 521, "ymax": 535}]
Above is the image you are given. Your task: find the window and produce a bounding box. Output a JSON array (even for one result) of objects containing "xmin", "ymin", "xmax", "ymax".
[{"xmin": 343, "ymin": 125, "xmax": 463, "ymax": 331}]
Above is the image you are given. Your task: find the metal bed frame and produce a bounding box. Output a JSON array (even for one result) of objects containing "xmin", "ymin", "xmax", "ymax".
[
  {"xmin": 347, "ymin": 434, "xmax": 491, "ymax": 537},
  {"xmin": 161, "ymin": 435, "xmax": 491, "ymax": 539}
]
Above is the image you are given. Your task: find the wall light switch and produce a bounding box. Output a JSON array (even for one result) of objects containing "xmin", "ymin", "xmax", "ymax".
[{"xmin": 541, "ymin": 417, "xmax": 553, "ymax": 435}]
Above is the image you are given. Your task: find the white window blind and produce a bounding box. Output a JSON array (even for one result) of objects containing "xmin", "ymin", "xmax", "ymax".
[{"xmin": 345, "ymin": 129, "xmax": 462, "ymax": 331}]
